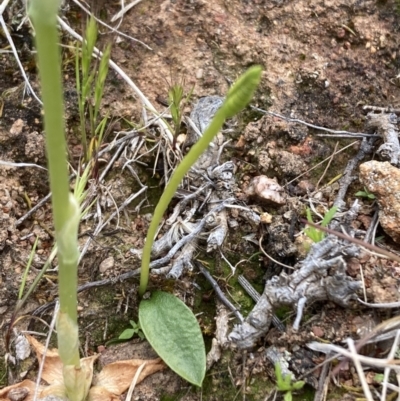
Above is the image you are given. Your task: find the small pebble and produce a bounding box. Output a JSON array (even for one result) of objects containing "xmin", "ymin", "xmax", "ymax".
[
  {"xmin": 311, "ymin": 326, "xmax": 324, "ymax": 338},
  {"xmin": 99, "ymin": 256, "xmax": 115, "ymax": 273},
  {"xmin": 8, "ymin": 387, "xmax": 29, "ymax": 401}
]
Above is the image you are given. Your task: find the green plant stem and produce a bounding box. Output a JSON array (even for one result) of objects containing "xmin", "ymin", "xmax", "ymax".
[
  {"xmin": 76, "ymin": 54, "xmax": 87, "ymax": 159},
  {"xmin": 139, "ymin": 111, "xmax": 226, "ymax": 296},
  {"xmin": 139, "ymin": 65, "xmax": 262, "ymax": 297},
  {"xmin": 29, "ymin": 0, "xmax": 80, "ymax": 368}
]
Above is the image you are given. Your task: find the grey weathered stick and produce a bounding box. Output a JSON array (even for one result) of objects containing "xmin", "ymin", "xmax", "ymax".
[
  {"xmin": 16, "ymin": 193, "xmax": 52, "ymax": 226},
  {"xmin": 333, "ymin": 137, "xmax": 376, "ymax": 209},
  {"xmin": 302, "ymin": 219, "xmax": 400, "ymax": 264},
  {"xmin": 197, "ymin": 261, "xmax": 244, "ymax": 323},
  {"xmin": 367, "ymin": 112, "xmax": 400, "ymax": 166},
  {"xmin": 237, "ymin": 275, "xmax": 285, "ymax": 332}
]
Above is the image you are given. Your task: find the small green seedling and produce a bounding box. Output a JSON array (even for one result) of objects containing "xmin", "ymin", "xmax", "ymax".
[
  {"xmin": 168, "ymin": 80, "xmax": 193, "ymax": 139},
  {"xmin": 75, "ymin": 16, "xmax": 111, "ymax": 162},
  {"xmin": 373, "ymin": 373, "xmax": 384, "ymax": 384},
  {"xmin": 119, "ymin": 320, "xmax": 145, "ymax": 341},
  {"xmin": 355, "ymin": 187, "xmax": 376, "ymax": 200},
  {"xmin": 275, "ymin": 363, "xmax": 305, "ymax": 401},
  {"xmin": 304, "ymin": 205, "xmax": 338, "ymax": 243}
]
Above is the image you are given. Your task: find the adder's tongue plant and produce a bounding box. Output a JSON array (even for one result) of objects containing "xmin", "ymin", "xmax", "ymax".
[
  {"xmin": 139, "ymin": 65, "xmax": 263, "ymax": 297},
  {"xmin": 138, "ymin": 65, "xmax": 262, "ymax": 387}
]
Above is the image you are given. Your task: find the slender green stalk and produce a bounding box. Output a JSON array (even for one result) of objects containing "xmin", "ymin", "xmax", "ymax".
[
  {"xmin": 139, "ymin": 65, "xmax": 262, "ymax": 296},
  {"xmin": 18, "ymin": 236, "xmax": 38, "ymax": 300},
  {"xmin": 76, "ymin": 50, "xmax": 87, "ymax": 158},
  {"xmin": 17, "ymin": 246, "xmax": 57, "ymax": 309},
  {"xmin": 139, "ymin": 111, "xmax": 225, "ymax": 296},
  {"xmin": 28, "ymin": 0, "xmax": 80, "ymax": 369}
]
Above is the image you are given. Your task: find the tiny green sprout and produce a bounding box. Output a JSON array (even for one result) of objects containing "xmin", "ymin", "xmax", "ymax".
[
  {"xmin": 373, "ymin": 373, "xmax": 384, "ymax": 383},
  {"xmin": 168, "ymin": 80, "xmax": 194, "ymax": 139},
  {"xmin": 76, "ymin": 16, "xmax": 111, "ymax": 162},
  {"xmin": 304, "ymin": 205, "xmax": 338, "ymax": 243},
  {"xmin": 105, "ymin": 320, "xmax": 145, "ymax": 346},
  {"xmin": 355, "ymin": 187, "xmax": 376, "ymax": 200},
  {"xmin": 119, "ymin": 320, "xmax": 145, "ymax": 341},
  {"xmin": 18, "ymin": 236, "xmax": 39, "ymax": 300},
  {"xmin": 275, "ymin": 363, "xmax": 305, "ymax": 401}
]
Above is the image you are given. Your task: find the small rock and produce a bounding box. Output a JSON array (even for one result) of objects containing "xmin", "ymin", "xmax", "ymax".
[
  {"xmin": 269, "ymin": 149, "xmax": 308, "ymax": 178},
  {"xmin": 311, "ymin": 326, "xmax": 324, "ymax": 338},
  {"xmin": 258, "ymin": 150, "xmax": 271, "ymax": 172},
  {"xmin": 336, "ymin": 28, "xmax": 346, "ymax": 39},
  {"xmin": 268, "ymin": 215, "xmax": 297, "ymax": 257},
  {"xmin": 175, "ymin": 133, "xmax": 186, "ymax": 148},
  {"xmin": 24, "ymin": 131, "xmax": 45, "ymax": 163},
  {"xmin": 8, "ymin": 387, "xmax": 29, "ymax": 401},
  {"xmin": 9, "ymin": 119, "xmax": 24, "ymax": 136},
  {"xmin": 260, "ymin": 212, "xmax": 273, "ymax": 224},
  {"xmin": 228, "ymin": 218, "xmax": 239, "ymax": 229},
  {"xmin": 15, "ymin": 335, "xmax": 30, "ymax": 361},
  {"xmin": 294, "ymin": 233, "xmax": 313, "ymax": 258},
  {"xmin": 357, "ymin": 214, "xmax": 372, "ymax": 229},
  {"xmin": 245, "ymin": 176, "xmax": 286, "ymax": 206},
  {"xmin": 235, "ymin": 135, "xmax": 246, "ymax": 149},
  {"xmin": 99, "ymin": 256, "xmax": 115, "ymax": 273},
  {"xmin": 359, "ymin": 161, "xmax": 400, "ymax": 243},
  {"xmin": 292, "ymin": 180, "xmax": 315, "ymax": 196},
  {"xmin": 379, "ymin": 34, "xmax": 386, "ymax": 48},
  {"xmin": 346, "ymin": 257, "xmax": 361, "ymax": 278}
]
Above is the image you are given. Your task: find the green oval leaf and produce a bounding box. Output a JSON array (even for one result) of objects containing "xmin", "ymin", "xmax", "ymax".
[
  {"xmin": 119, "ymin": 328, "xmax": 134, "ymax": 340},
  {"xmin": 292, "ymin": 380, "xmax": 305, "ymax": 390},
  {"xmin": 139, "ymin": 291, "xmax": 206, "ymax": 386}
]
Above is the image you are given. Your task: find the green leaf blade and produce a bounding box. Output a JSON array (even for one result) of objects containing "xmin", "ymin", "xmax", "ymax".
[
  {"xmin": 119, "ymin": 328, "xmax": 134, "ymax": 340},
  {"xmin": 284, "ymin": 392, "xmax": 293, "ymax": 401},
  {"xmin": 292, "ymin": 380, "xmax": 305, "ymax": 390},
  {"xmin": 321, "ymin": 205, "xmax": 338, "ymax": 227},
  {"xmin": 139, "ymin": 291, "xmax": 206, "ymax": 387}
]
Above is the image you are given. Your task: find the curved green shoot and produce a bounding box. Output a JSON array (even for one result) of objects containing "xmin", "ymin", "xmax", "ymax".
[
  {"xmin": 18, "ymin": 236, "xmax": 38, "ymax": 300},
  {"xmin": 139, "ymin": 65, "xmax": 262, "ymax": 296}
]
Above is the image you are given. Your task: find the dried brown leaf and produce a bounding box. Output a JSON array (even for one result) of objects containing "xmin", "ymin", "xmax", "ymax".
[
  {"xmin": 90, "ymin": 358, "xmax": 165, "ymax": 397},
  {"xmin": 0, "ymin": 336, "xmax": 165, "ymax": 401},
  {"xmin": 0, "ymin": 379, "xmax": 39, "ymax": 401}
]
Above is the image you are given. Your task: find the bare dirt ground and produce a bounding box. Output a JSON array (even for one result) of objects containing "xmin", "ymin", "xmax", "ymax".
[{"xmin": 1, "ymin": 0, "xmax": 400, "ymax": 400}]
